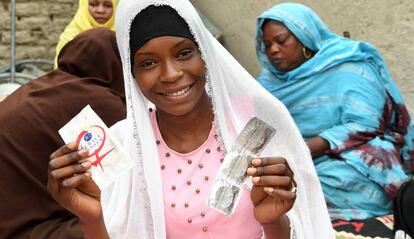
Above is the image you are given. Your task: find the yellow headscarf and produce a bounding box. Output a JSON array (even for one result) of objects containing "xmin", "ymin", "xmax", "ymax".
[{"xmin": 54, "ymin": 0, "xmax": 118, "ymax": 68}]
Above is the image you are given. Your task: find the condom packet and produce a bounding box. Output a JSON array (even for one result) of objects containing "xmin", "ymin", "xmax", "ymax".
[
  {"xmin": 207, "ymin": 117, "xmax": 276, "ymax": 216},
  {"xmin": 58, "ymin": 105, "xmax": 133, "ymax": 189}
]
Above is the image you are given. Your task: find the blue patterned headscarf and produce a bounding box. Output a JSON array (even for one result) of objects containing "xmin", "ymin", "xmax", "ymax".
[
  {"xmin": 255, "ymin": 2, "xmax": 414, "ymax": 220},
  {"xmin": 256, "ymin": 2, "xmax": 413, "ymax": 164},
  {"xmin": 256, "ymin": 3, "xmax": 406, "ymax": 105}
]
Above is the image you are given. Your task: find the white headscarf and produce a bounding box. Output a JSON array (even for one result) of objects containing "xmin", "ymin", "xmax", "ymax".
[{"xmin": 102, "ymin": 0, "xmax": 334, "ymax": 238}]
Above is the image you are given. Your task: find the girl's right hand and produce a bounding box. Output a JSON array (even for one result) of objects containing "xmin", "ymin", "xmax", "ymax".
[{"xmin": 47, "ymin": 142, "xmax": 102, "ymax": 224}]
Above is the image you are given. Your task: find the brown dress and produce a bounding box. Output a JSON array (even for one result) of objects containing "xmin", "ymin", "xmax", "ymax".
[{"xmin": 0, "ymin": 28, "xmax": 126, "ymax": 239}]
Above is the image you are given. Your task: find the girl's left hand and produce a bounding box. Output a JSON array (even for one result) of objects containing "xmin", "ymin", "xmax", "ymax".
[{"xmin": 246, "ymin": 157, "xmax": 296, "ymax": 225}]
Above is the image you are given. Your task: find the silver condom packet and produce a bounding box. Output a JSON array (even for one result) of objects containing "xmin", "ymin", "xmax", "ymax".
[{"xmin": 207, "ymin": 117, "xmax": 276, "ymax": 215}]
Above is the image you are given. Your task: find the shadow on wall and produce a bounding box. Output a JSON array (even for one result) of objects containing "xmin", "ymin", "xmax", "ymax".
[
  {"xmin": 196, "ymin": 8, "xmax": 223, "ymax": 42},
  {"xmin": 0, "ymin": 0, "xmax": 8, "ymax": 10}
]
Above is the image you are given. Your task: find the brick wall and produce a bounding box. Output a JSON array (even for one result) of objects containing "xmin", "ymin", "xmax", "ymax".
[{"xmin": 0, "ymin": 0, "xmax": 77, "ymax": 66}]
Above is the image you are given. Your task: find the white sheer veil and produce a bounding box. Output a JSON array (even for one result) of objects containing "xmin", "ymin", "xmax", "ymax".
[{"xmin": 102, "ymin": 0, "xmax": 334, "ymax": 238}]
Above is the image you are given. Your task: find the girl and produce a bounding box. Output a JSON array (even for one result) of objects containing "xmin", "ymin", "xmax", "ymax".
[{"xmin": 48, "ymin": 0, "xmax": 333, "ymax": 238}]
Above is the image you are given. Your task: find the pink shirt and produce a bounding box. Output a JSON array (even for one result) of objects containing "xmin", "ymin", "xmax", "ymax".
[{"xmin": 150, "ymin": 110, "xmax": 262, "ymax": 239}]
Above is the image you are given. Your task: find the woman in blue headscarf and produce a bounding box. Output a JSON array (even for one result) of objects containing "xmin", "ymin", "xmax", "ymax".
[{"xmin": 255, "ymin": 2, "xmax": 414, "ymax": 220}]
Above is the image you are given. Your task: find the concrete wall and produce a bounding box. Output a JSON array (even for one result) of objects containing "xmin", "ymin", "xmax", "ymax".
[
  {"xmin": 192, "ymin": 0, "xmax": 414, "ymax": 109},
  {"xmin": 0, "ymin": 0, "xmax": 77, "ymax": 65}
]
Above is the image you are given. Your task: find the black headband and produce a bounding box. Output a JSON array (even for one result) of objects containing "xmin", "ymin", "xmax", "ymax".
[{"xmin": 129, "ymin": 5, "xmax": 195, "ymax": 68}]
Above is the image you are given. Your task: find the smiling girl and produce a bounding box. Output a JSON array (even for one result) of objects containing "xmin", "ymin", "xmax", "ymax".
[{"xmin": 47, "ymin": 1, "xmax": 334, "ymax": 238}]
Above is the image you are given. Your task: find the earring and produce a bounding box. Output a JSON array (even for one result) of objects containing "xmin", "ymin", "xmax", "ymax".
[{"xmin": 302, "ymin": 47, "xmax": 312, "ymax": 59}]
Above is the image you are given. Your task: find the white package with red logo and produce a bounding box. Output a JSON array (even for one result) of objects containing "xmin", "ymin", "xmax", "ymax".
[{"xmin": 58, "ymin": 105, "xmax": 133, "ymax": 189}]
